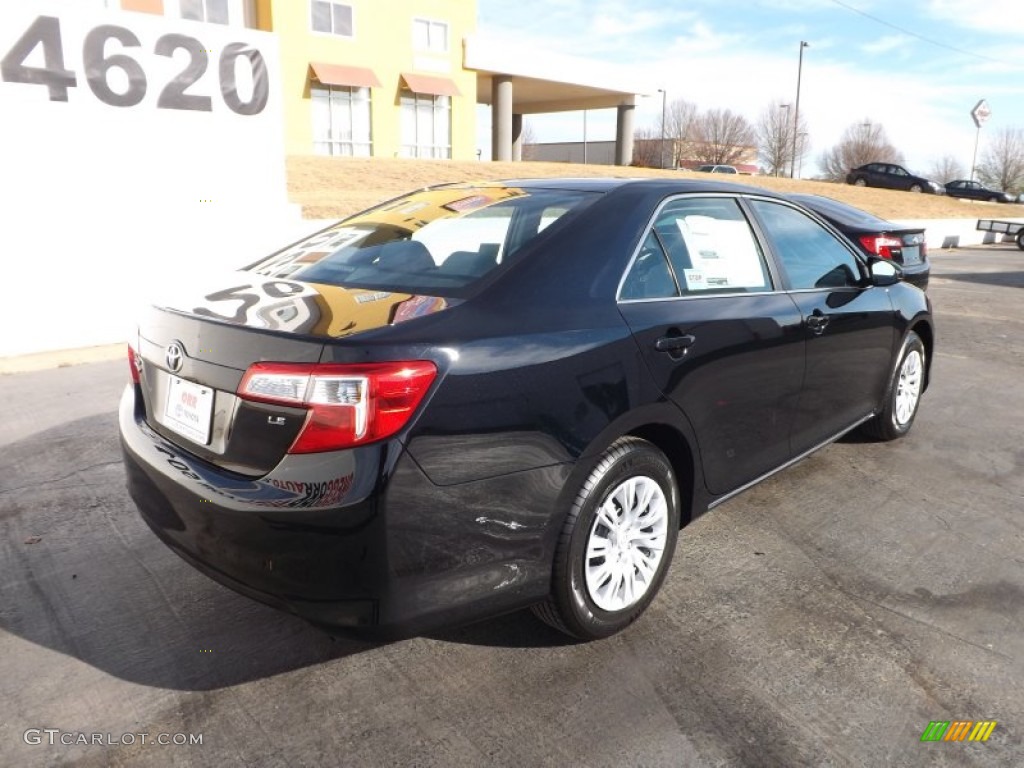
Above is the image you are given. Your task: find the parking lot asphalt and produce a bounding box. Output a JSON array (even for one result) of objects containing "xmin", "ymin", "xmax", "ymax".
[{"xmin": 1, "ymin": 246, "xmax": 1022, "ymax": 767}]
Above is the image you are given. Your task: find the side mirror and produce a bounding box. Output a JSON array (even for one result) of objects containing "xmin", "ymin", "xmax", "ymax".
[{"xmin": 869, "ymin": 258, "xmax": 902, "ymax": 287}]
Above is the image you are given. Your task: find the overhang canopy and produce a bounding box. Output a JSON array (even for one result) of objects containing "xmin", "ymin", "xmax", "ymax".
[
  {"xmin": 309, "ymin": 62, "xmax": 381, "ymax": 89},
  {"xmin": 465, "ymin": 34, "xmax": 647, "ymax": 114},
  {"xmin": 400, "ymin": 72, "xmax": 462, "ymax": 98}
]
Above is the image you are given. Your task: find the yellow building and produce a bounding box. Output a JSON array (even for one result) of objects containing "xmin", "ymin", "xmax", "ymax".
[
  {"xmin": 252, "ymin": 0, "xmax": 477, "ymax": 159},
  {"xmin": 112, "ymin": 0, "xmax": 477, "ymax": 159},
  {"xmin": 108, "ymin": 0, "xmax": 642, "ymax": 164}
]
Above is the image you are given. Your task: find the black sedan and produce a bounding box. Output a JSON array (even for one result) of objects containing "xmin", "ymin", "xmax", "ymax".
[
  {"xmin": 944, "ymin": 179, "xmax": 1015, "ymax": 203},
  {"xmin": 790, "ymin": 194, "xmax": 930, "ymax": 291},
  {"xmin": 120, "ymin": 179, "xmax": 933, "ymax": 640},
  {"xmin": 846, "ymin": 163, "xmax": 943, "ymax": 194}
]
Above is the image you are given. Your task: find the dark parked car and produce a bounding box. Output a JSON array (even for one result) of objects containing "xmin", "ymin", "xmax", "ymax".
[
  {"xmin": 120, "ymin": 179, "xmax": 933, "ymax": 640},
  {"xmin": 790, "ymin": 194, "xmax": 930, "ymax": 291},
  {"xmin": 846, "ymin": 163, "xmax": 943, "ymax": 194},
  {"xmin": 944, "ymin": 179, "xmax": 1014, "ymax": 203}
]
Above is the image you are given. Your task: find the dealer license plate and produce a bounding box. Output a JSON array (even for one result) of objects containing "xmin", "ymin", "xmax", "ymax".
[
  {"xmin": 164, "ymin": 376, "xmax": 214, "ymax": 445},
  {"xmin": 901, "ymin": 245, "xmax": 921, "ymax": 265}
]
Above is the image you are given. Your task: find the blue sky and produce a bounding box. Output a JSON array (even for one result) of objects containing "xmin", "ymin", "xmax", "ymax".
[{"xmin": 475, "ymin": 0, "xmax": 1024, "ymax": 177}]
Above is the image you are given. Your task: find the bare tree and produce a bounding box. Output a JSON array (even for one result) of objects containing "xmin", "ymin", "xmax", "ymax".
[
  {"xmin": 664, "ymin": 98, "xmax": 698, "ymax": 167},
  {"xmin": 756, "ymin": 99, "xmax": 810, "ymax": 177},
  {"xmin": 976, "ymin": 127, "xmax": 1024, "ymax": 194},
  {"xmin": 632, "ymin": 126, "xmax": 662, "ymax": 168},
  {"xmin": 929, "ymin": 154, "xmax": 966, "ymax": 184},
  {"xmin": 818, "ymin": 120, "xmax": 903, "ymax": 181},
  {"xmin": 690, "ymin": 109, "xmax": 756, "ymax": 166},
  {"xmin": 520, "ymin": 120, "xmax": 538, "ymax": 161}
]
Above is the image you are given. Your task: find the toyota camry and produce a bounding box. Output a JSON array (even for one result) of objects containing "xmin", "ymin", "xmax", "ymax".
[{"xmin": 120, "ymin": 179, "xmax": 933, "ymax": 640}]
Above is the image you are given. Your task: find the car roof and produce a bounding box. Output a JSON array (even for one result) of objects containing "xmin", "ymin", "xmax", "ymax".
[{"xmin": 431, "ymin": 177, "xmax": 783, "ymax": 198}]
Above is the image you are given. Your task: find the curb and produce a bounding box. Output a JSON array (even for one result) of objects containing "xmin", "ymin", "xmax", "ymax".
[{"xmin": 0, "ymin": 344, "xmax": 125, "ymax": 375}]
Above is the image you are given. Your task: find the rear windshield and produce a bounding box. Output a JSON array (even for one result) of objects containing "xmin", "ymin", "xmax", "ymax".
[{"xmin": 248, "ymin": 186, "xmax": 598, "ymax": 296}]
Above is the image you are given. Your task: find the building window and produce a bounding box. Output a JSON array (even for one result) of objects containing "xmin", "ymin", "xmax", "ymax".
[
  {"xmin": 180, "ymin": 0, "xmax": 230, "ymax": 24},
  {"xmin": 400, "ymin": 92, "xmax": 451, "ymax": 159},
  {"xmin": 413, "ymin": 19, "xmax": 448, "ymax": 53},
  {"xmin": 311, "ymin": 1, "xmax": 354, "ymax": 37},
  {"xmin": 311, "ymin": 85, "xmax": 371, "ymax": 156}
]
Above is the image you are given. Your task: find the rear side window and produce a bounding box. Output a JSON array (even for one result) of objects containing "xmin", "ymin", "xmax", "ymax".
[
  {"xmin": 248, "ymin": 187, "xmax": 597, "ymax": 297},
  {"xmin": 749, "ymin": 200, "xmax": 864, "ymax": 290},
  {"xmin": 619, "ymin": 197, "xmax": 772, "ymax": 300}
]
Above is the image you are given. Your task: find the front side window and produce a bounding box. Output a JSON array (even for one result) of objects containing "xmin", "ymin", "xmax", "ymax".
[
  {"xmin": 620, "ymin": 197, "xmax": 772, "ymax": 300},
  {"xmin": 749, "ymin": 200, "xmax": 863, "ymax": 290},
  {"xmin": 400, "ymin": 92, "xmax": 451, "ymax": 159},
  {"xmin": 311, "ymin": 1, "xmax": 353, "ymax": 36},
  {"xmin": 413, "ymin": 19, "xmax": 449, "ymax": 53},
  {"xmin": 311, "ymin": 85, "xmax": 371, "ymax": 156},
  {"xmin": 247, "ymin": 187, "xmax": 598, "ymax": 297},
  {"xmin": 180, "ymin": 0, "xmax": 229, "ymax": 24}
]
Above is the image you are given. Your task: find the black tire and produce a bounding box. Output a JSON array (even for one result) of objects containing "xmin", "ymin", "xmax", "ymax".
[
  {"xmin": 1016, "ymin": 231, "xmax": 1024, "ymax": 251},
  {"xmin": 861, "ymin": 331, "xmax": 926, "ymax": 441},
  {"xmin": 909, "ymin": 184, "xmax": 923, "ymax": 193},
  {"xmin": 853, "ymin": 177, "xmax": 867, "ymax": 187},
  {"xmin": 532, "ymin": 437, "xmax": 680, "ymax": 640}
]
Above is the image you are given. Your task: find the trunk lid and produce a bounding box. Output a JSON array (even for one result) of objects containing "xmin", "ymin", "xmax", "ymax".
[{"xmin": 135, "ymin": 271, "xmax": 450, "ymax": 475}]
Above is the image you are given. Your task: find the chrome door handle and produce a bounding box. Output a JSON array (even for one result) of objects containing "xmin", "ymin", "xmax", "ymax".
[{"xmin": 654, "ymin": 334, "xmax": 696, "ymax": 353}]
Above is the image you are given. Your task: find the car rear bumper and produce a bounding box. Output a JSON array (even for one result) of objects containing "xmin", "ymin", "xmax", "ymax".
[
  {"xmin": 901, "ymin": 264, "xmax": 930, "ymax": 291},
  {"xmin": 118, "ymin": 385, "xmax": 563, "ymax": 634}
]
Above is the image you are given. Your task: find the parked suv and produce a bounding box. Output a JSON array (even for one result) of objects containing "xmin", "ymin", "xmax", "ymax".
[
  {"xmin": 697, "ymin": 164, "xmax": 738, "ymax": 174},
  {"xmin": 846, "ymin": 163, "xmax": 943, "ymax": 194}
]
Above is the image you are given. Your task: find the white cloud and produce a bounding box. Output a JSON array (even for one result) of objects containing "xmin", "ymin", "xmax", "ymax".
[
  {"xmin": 860, "ymin": 34, "xmax": 910, "ymax": 55},
  {"xmin": 590, "ymin": 10, "xmax": 671, "ymax": 38},
  {"xmin": 667, "ymin": 21, "xmax": 745, "ymax": 55},
  {"xmin": 925, "ymin": 0, "xmax": 1024, "ymax": 36},
  {"xmin": 475, "ymin": 0, "xmax": 1024, "ymax": 173}
]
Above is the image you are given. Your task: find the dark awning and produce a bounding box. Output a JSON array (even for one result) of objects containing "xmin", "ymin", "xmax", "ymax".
[
  {"xmin": 400, "ymin": 72, "xmax": 461, "ymax": 97},
  {"xmin": 310, "ymin": 62, "xmax": 381, "ymax": 89}
]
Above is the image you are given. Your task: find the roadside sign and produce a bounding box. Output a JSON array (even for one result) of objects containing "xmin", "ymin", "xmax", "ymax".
[{"xmin": 971, "ymin": 99, "xmax": 991, "ymax": 128}]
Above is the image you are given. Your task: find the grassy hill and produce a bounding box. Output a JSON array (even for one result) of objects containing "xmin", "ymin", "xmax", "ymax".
[{"xmin": 287, "ymin": 156, "xmax": 1020, "ymax": 222}]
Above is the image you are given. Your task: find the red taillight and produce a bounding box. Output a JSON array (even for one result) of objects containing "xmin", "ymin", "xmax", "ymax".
[
  {"xmin": 859, "ymin": 234, "xmax": 903, "ymax": 259},
  {"xmin": 127, "ymin": 345, "xmax": 141, "ymax": 384},
  {"xmin": 237, "ymin": 361, "xmax": 438, "ymax": 453}
]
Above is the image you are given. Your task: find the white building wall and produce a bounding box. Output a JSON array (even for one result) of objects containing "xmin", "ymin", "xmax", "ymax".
[{"xmin": 0, "ymin": 0, "xmax": 319, "ymax": 357}]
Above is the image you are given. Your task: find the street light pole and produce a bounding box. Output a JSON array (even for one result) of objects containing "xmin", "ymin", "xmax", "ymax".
[
  {"xmin": 658, "ymin": 88, "xmax": 667, "ymax": 169},
  {"xmin": 790, "ymin": 41, "xmax": 808, "ymax": 178}
]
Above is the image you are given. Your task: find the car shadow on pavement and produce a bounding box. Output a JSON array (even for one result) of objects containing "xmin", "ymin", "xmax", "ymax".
[
  {"xmin": 0, "ymin": 412, "xmax": 579, "ymax": 691},
  {"xmin": 427, "ymin": 610, "xmax": 581, "ymax": 649},
  {"xmin": 0, "ymin": 412, "xmax": 391, "ymax": 691},
  {"xmin": 938, "ymin": 270, "xmax": 1024, "ymax": 289}
]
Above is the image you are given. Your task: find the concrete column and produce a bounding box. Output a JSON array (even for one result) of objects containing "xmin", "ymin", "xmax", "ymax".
[
  {"xmin": 615, "ymin": 103, "xmax": 636, "ymax": 166},
  {"xmin": 491, "ymin": 76, "xmax": 514, "ymax": 162},
  {"xmin": 511, "ymin": 114, "xmax": 523, "ymax": 161}
]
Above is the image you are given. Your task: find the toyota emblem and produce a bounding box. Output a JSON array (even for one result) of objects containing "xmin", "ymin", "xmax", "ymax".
[{"xmin": 165, "ymin": 342, "xmax": 184, "ymax": 373}]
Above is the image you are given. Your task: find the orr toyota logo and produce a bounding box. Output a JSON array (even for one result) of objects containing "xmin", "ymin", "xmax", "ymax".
[
  {"xmin": 920, "ymin": 720, "xmax": 997, "ymax": 743},
  {"xmin": 165, "ymin": 341, "xmax": 184, "ymax": 373}
]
